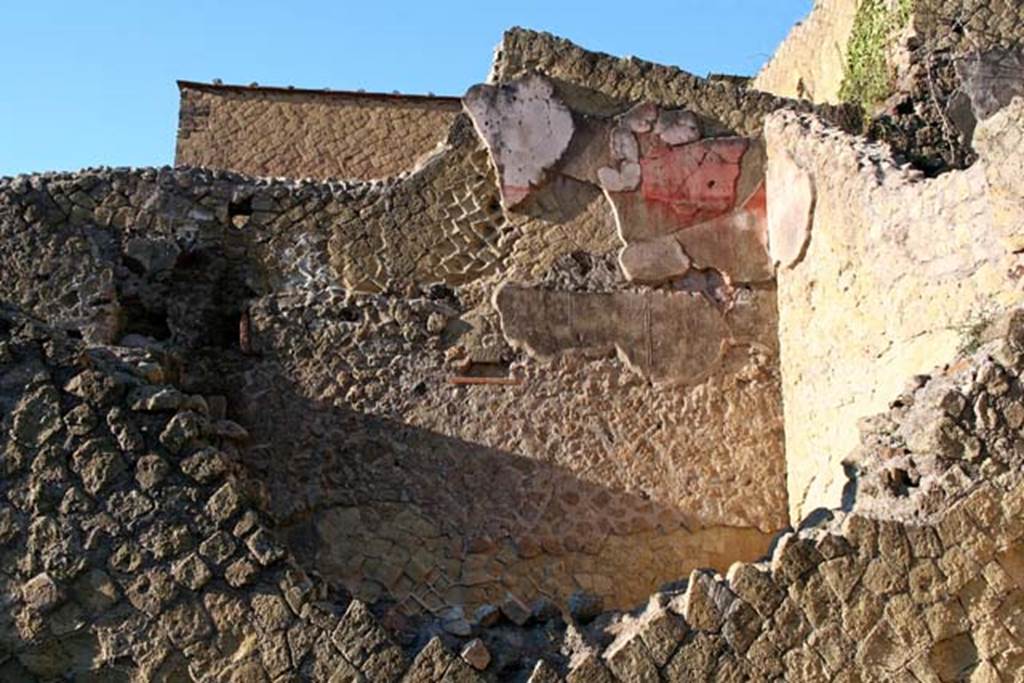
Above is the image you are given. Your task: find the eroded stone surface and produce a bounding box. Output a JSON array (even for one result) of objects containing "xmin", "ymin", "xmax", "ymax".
[
  {"xmin": 770, "ymin": 100, "xmax": 1024, "ymax": 522},
  {"xmin": 493, "ymin": 282, "xmax": 774, "ymax": 386}
]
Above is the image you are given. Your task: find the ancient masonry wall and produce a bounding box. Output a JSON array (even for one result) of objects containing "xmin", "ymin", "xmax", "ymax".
[
  {"xmin": 5, "ymin": 297, "xmax": 1024, "ymax": 680},
  {"xmin": 913, "ymin": 0, "xmax": 1024, "ymax": 53},
  {"xmin": 490, "ymin": 28, "xmax": 862, "ymax": 137},
  {"xmin": 751, "ymin": 0, "xmax": 860, "ymax": 103},
  {"xmin": 753, "ymin": 0, "xmax": 1024, "ymax": 174},
  {"xmin": 0, "ymin": 85, "xmax": 789, "ymax": 621},
  {"xmin": 753, "ymin": 0, "xmax": 1024, "ymax": 105},
  {"xmin": 174, "ymin": 81, "xmax": 462, "ymax": 180},
  {"xmin": 770, "ymin": 97, "xmax": 1024, "ymax": 522}
]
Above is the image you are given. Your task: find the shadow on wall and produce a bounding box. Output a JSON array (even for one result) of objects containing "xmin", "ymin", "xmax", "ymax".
[{"xmin": 223, "ymin": 346, "xmax": 776, "ymax": 615}]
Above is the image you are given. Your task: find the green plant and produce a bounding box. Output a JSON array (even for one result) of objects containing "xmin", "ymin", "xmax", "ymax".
[
  {"xmin": 839, "ymin": 0, "xmax": 915, "ymax": 113},
  {"xmin": 955, "ymin": 304, "xmax": 1000, "ymax": 356}
]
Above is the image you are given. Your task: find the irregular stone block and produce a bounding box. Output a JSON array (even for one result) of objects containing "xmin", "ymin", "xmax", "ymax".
[
  {"xmin": 135, "ymin": 454, "xmax": 170, "ymax": 491},
  {"xmin": 71, "ymin": 439, "xmax": 126, "ymax": 496},
  {"xmin": 172, "ymin": 552, "xmax": 212, "ymax": 591},
  {"xmin": 22, "ymin": 572, "xmax": 62, "ymax": 613},
  {"xmin": 405, "ymin": 636, "xmax": 484, "ymax": 682},
  {"xmin": 603, "ymin": 631, "xmax": 659, "ymax": 683},
  {"xmin": 566, "ymin": 653, "xmax": 614, "ymax": 683},
  {"xmin": 461, "ymin": 638, "xmax": 490, "ymax": 671},
  {"xmin": 618, "ymin": 237, "xmax": 691, "ymax": 284},
  {"xmin": 332, "ymin": 600, "xmax": 407, "ymax": 682},
  {"xmin": 681, "ymin": 570, "xmax": 735, "ymax": 632},
  {"xmin": 11, "ymin": 385, "xmax": 62, "ymax": 448},
  {"xmin": 664, "ymin": 632, "xmax": 726, "ymax": 681},
  {"xmin": 246, "ymin": 527, "xmax": 286, "ymax": 567},
  {"xmin": 770, "ymin": 533, "xmax": 824, "ymax": 584},
  {"xmin": 637, "ymin": 605, "xmax": 687, "ymax": 667}
]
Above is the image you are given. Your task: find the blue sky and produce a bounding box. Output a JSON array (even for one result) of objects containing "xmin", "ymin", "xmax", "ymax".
[{"xmin": 0, "ymin": 1, "xmax": 811, "ymax": 177}]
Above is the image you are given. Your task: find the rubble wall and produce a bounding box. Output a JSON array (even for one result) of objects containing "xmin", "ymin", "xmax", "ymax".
[
  {"xmin": 174, "ymin": 81, "xmax": 462, "ymax": 180},
  {"xmin": 913, "ymin": 0, "xmax": 1024, "ymax": 52},
  {"xmin": 751, "ymin": 0, "xmax": 860, "ymax": 103},
  {"xmin": 771, "ymin": 97, "xmax": 1024, "ymax": 523}
]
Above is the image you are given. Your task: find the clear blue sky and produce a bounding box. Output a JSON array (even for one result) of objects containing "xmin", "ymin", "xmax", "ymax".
[{"xmin": 0, "ymin": 1, "xmax": 811, "ymax": 177}]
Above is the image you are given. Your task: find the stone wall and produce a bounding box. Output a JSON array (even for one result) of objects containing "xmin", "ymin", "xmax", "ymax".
[
  {"xmin": 770, "ymin": 97, "xmax": 1024, "ymax": 523},
  {"xmin": 752, "ymin": 0, "xmax": 1024, "ymax": 174},
  {"xmin": 5, "ymin": 295, "xmax": 1024, "ymax": 680},
  {"xmin": 489, "ymin": 28, "xmax": 863, "ymax": 137},
  {"xmin": 870, "ymin": 0, "xmax": 1024, "ymax": 173},
  {"xmin": 542, "ymin": 313, "xmax": 1024, "ymax": 681},
  {"xmin": 913, "ymin": 0, "xmax": 1024, "ymax": 53},
  {"xmin": 0, "ymin": 72, "xmax": 790, "ymax": 617},
  {"xmin": 175, "ymin": 81, "xmax": 462, "ymax": 180},
  {"xmin": 752, "ymin": 0, "xmax": 861, "ymax": 103}
]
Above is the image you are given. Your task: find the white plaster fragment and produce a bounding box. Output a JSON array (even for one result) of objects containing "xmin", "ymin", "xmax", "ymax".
[
  {"xmin": 766, "ymin": 150, "xmax": 815, "ymax": 268},
  {"xmin": 624, "ymin": 102, "xmax": 658, "ymax": 133},
  {"xmin": 618, "ymin": 238, "xmax": 691, "ymax": 284},
  {"xmin": 610, "ymin": 126, "xmax": 639, "ymax": 163},
  {"xmin": 655, "ymin": 110, "xmax": 701, "ymax": 146},
  {"xmin": 597, "ymin": 162, "xmax": 641, "ymax": 193},
  {"xmin": 463, "ymin": 74, "xmax": 575, "ymax": 209}
]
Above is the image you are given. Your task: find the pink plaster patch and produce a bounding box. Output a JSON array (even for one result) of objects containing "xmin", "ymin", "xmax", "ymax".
[
  {"xmin": 672, "ymin": 183, "xmax": 772, "ymax": 284},
  {"xmin": 637, "ymin": 138, "xmax": 748, "ymax": 228}
]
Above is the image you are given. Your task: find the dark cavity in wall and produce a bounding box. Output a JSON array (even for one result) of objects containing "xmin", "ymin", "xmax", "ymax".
[
  {"xmin": 120, "ymin": 295, "xmax": 173, "ymax": 341},
  {"xmin": 228, "ymin": 197, "xmax": 253, "ymax": 229}
]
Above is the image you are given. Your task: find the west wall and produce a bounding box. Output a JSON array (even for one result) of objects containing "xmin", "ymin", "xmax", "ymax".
[{"xmin": 174, "ymin": 82, "xmax": 461, "ymax": 180}]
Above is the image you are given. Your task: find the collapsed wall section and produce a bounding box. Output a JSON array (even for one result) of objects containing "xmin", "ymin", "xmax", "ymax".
[
  {"xmin": 754, "ymin": 0, "xmax": 1024, "ymax": 174},
  {"xmin": 489, "ymin": 27, "xmax": 862, "ymax": 136},
  {"xmin": 175, "ymin": 81, "xmax": 462, "ymax": 181}
]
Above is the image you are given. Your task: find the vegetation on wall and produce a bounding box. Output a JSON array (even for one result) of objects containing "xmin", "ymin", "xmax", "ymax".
[{"xmin": 839, "ymin": 0, "xmax": 915, "ymax": 112}]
